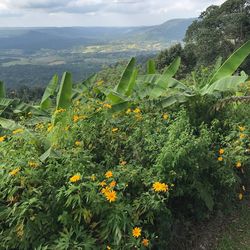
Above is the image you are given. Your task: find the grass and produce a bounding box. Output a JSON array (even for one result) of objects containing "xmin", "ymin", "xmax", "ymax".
[{"xmin": 216, "ymin": 200, "xmax": 250, "ymax": 250}]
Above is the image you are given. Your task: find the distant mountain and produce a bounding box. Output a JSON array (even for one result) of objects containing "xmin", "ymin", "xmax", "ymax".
[{"xmin": 0, "ymin": 18, "xmax": 195, "ymax": 51}]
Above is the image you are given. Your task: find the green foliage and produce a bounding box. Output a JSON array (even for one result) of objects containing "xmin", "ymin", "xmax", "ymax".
[
  {"xmin": 56, "ymin": 72, "xmax": 72, "ymax": 110},
  {"xmin": 0, "ymin": 45, "xmax": 250, "ymax": 249}
]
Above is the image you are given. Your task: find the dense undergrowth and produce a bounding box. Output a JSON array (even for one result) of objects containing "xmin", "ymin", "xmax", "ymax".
[{"xmin": 0, "ymin": 41, "xmax": 250, "ymax": 249}]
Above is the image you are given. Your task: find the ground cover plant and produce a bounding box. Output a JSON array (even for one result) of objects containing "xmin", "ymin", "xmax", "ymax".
[{"xmin": 0, "ymin": 41, "xmax": 250, "ymax": 249}]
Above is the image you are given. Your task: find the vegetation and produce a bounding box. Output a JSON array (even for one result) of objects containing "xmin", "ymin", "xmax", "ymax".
[{"xmin": 0, "ymin": 37, "xmax": 250, "ymax": 249}]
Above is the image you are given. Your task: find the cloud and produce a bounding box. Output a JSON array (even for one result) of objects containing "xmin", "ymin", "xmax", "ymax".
[
  {"xmin": 2, "ymin": 0, "xmax": 227, "ymax": 14},
  {"xmin": 0, "ymin": 0, "xmax": 227, "ymax": 26}
]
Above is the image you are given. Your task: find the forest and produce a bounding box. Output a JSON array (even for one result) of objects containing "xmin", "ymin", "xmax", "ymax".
[{"xmin": 0, "ymin": 0, "xmax": 250, "ymax": 249}]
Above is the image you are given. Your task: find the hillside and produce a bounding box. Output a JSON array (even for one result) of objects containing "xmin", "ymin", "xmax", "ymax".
[{"xmin": 0, "ymin": 18, "xmax": 195, "ymax": 50}]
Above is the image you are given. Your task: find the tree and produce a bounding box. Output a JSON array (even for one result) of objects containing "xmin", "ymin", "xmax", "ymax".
[{"xmin": 184, "ymin": 0, "xmax": 250, "ymax": 69}]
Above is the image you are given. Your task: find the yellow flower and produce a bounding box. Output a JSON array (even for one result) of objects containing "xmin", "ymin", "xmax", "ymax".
[
  {"xmin": 47, "ymin": 123, "xmax": 54, "ymax": 132},
  {"xmin": 163, "ymin": 113, "xmax": 169, "ymax": 120},
  {"xmin": 135, "ymin": 113, "xmax": 142, "ymax": 121},
  {"xmin": 73, "ymin": 115, "xmax": 80, "ymax": 123},
  {"xmin": 91, "ymin": 174, "xmax": 96, "ymax": 181},
  {"xmin": 239, "ymin": 193, "xmax": 243, "ymax": 200},
  {"xmin": 65, "ymin": 126, "xmax": 70, "ymax": 131},
  {"xmin": 9, "ymin": 168, "xmax": 20, "ymax": 176},
  {"xmin": 75, "ymin": 141, "xmax": 81, "ymax": 146},
  {"xmin": 101, "ymin": 186, "xmax": 110, "ymax": 195},
  {"xmin": 239, "ymin": 133, "xmax": 246, "ymax": 139},
  {"xmin": 153, "ymin": 182, "xmax": 169, "ymax": 192},
  {"xmin": 99, "ymin": 180, "xmax": 107, "ymax": 187},
  {"xmin": 132, "ymin": 227, "xmax": 141, "ymax": 238},
  {"xmin": 236, "ymin": 162, "xmax": 242, "ymax": 168},
  {"xmin": 105, "ymin": 190, "xmax": 117, "ymax": 202},
  {"xmin": 119, "ymin": 160, "xmax": 127, "ymax": 166},
  {"xmin": 133, "ymin": 108, "xmax": 141, "ymax": 114},
  {"xmin": 239, "ymin": 126, "xmax": 246, "ymax": 132},
  {"xmin": 126, "ymin": 108, "xmax": 132, "ymax": 114},
  {"xmin": 70, "ymin": 174, "xmax": 81, "ymax": 183},
  {"xmin": 54, "ymin": 108, "xmax": 66, "ymax": 115},
  {"xmin": 35, "ymin": 123, "xmax": 44, "ymax": 130},
  {"xmin": 112, "ymin": 128, "xmax": 119, "ymax": 133},
  {"xmin": 219, "ymin": 149, "xmax": 224, "ymax": 155},
  {"xmin": 142, "ymin": 238, "xmax": 149, "ymax": 247},
  {"xmin": 28, "ymin": 161, "xmax": 39, "ymax": 168},
  {"xmin": 110, "ymin": 181, "xmax": 116, "ymax": 188},
  {"xmin": 218, "ymin": 156, "xmax": 223, "ymax": 162},
  {"xmin": 0, "ymin": 136, "xmax": 6, "ymax": 142},
  {"xmin": 103, "ymin": 103, "xmax": 112, "ymax": 109},
  {"xmin": 105, "ymin": 171, "xmax": 113, "ymax": 179},
  {"xmin": 12, "ymin": 128, "xmax": 24, "ymax": 135}
]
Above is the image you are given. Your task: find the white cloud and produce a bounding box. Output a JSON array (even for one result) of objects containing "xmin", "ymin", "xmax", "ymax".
[{"xmin": 0, "ymin": 0, "xmax": 228, "ymax": 26}]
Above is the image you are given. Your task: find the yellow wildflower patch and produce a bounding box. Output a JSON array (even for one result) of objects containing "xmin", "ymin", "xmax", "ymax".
[
  {"xmin": 132, "ymin": 227, "xmax": 141, "ymax": 238},
  {"xmin": 70, "ymin": 174, "xmax": 81, "ymax": 183},
  {"xmin": 111, "ymin": 128, "xmax": 119, "ymax": 133},
  {"xmin": 75, "ymin": 141, "xmax": 81, "ymax": 146}
]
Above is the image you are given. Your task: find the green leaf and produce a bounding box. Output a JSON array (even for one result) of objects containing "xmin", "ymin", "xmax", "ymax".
[
  {"xmin": 39, "ymin": 147, "xmax": 61, "ymax": 162},
  {"xmin": 149, "ymin": 57, "xmax": 181, "ymax": 98},
  {"xmin": 40, "ymin": 74, "xmax": 59, "ymax": 110},
  {"xmin": 0, "ymin": 81, "xmax": 6, "ymax": 98},
  {"xmin": 106, "ymin": 90, "xmax": 126, "ymax": 104},
  {"xmin": 116, "ymin": 57, "xmax": 136, "ymax": 95},
  {"xmin": 125, "ymin": 69, "xmax": 138, "ymax": 97},
  {"xmin": 147, "ymin": 59, "xmax": 156, "ymax": 74},
  {"xmin": 0, "ymin": 117, "xmax": 20, "ymax": 130},
  {"xmin": 56, "ymin": 72, "xmax": 72, "ymax": 110},
  {"xmin": 202, "ymin": 72, "xmax": 248, "ymax": 95},
  {"xmin": 209, "ymin": 40, "xmax": 250, "ymax": 84}
]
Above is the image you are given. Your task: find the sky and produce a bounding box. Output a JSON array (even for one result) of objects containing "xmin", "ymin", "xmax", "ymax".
[{"xmin": 0, "ymin": 0, "xmax": 226, "ymax": 27}]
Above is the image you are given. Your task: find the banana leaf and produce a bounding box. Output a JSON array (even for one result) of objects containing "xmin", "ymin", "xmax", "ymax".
[
  {"xmin": 56, "ymin": 72, "xmax": 72, "ymax": 110},
  {"xmin": 209, "ymin": 40, "xmax": 250, "ymax": 84},
  {"xmin": 147, "ymin": 59, "xmax": 156, "ymax": 74},
  {"xmin": 115, "ymin": 57, "xmax": 136, "ymax": 95},
  {"xmin": 40, "ymin": 74, "xmax": 59, "ymax": 110}
]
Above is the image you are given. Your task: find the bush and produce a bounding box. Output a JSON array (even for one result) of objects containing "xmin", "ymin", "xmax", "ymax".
[{"xmin": 0, "ymin": 99, "xmax": 248, "ymax": 249}]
